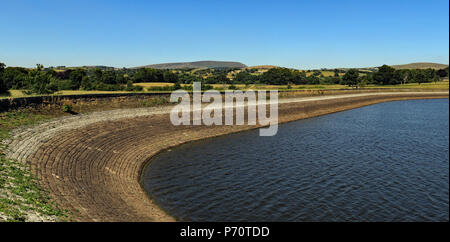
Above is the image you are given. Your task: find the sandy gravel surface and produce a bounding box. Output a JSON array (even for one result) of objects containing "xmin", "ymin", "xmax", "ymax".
[{"xmin": 4, "ymin": 91, "xmax": 448, "ymax": 221}]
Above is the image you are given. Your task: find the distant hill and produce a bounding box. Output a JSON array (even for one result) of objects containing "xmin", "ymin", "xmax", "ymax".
[
  {"xmin": 391, "ymin": 62, "xmax": 448, "ymax": 70},
  {"xmin": 136, "ymin": 61, "xmax": 247, "ymax": 69},
  {"xmin": 51, "ymin": 65, "xmax": 115, "ymax": 71},
  {"xmin": 246, "ymin": 65, "xmax": 278, "ymax": 69}
]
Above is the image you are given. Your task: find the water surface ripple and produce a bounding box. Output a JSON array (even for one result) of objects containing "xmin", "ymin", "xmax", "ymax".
[{"xmin": 142, "ymin": 99, "xmax": 449, "ymax": 221}]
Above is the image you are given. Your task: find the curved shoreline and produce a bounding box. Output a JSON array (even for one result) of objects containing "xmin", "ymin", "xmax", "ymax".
[{"xmin": 5, "ymin": 92, "xmax": 448, "ymax": 221}]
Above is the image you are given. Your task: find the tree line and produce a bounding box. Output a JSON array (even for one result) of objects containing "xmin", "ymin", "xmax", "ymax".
[{"xmin": 0, "ymin": 62, "xmax": 448, "ymax": 95}]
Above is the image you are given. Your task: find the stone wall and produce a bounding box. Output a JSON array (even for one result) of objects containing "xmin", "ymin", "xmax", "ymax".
[{"xmin": 0, "ymin": 93, "xmax": 172, "ymax": 113}]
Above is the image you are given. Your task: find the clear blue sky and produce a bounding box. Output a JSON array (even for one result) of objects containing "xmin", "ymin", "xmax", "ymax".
[{"xmin": 1, "ymin": 0, "xmax": 448, "ymax": 69}]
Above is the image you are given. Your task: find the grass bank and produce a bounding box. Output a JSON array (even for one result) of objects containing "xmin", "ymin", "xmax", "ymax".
[
  {"xmin": 0, "ymin": 94, "xmax": 178, "ymax": 221},
  {"xmin": 0, "ymin": 111, "xmax": 69, "ymax": 221}
]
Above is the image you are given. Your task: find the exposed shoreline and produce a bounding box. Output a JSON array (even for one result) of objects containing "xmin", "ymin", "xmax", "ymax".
[{"xmin": 5, "ymin": 91, "xmax": 449, "ymax": 221}]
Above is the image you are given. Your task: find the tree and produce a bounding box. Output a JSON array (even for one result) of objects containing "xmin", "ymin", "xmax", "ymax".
[
  {"xmin": 433, "ymin": 75, "xmax": 440, "ymax": 84},
  {"xmin": 163, "ymin": 71, "xmax": 179, "ymax": 83},
  {"xmin": 306, "ymin": 74, "xmax": 320, "ymax": 84},
  {"xmin": 341, "ymin": 69, "xmax": 359, "ymax": 87},
  {"xmin": 101, "ymin": 70, "xmax": 117, "ymax": 84},
  {"xmin": 423, "ymin": 68, "xmax": 436, "ymax": 81},
  {"xmin": 216, "ymin": 73, "xmax": 231, "ymax": 84},
  {"xmin": 173, "ymin": 82, "xmax": 181, "ymax": 90},
  {"xmin": 93, "ymin": 68, "xmax": 103, "ymax": 82},
  {"xmin": 1, "ymin": 67, "xmax": 29, "ymax": 89},
  {"xmin": 178, "ymin": 73, "xmax": 201, "ymax": 84},
  {"xmin": 411, "ymin": 70, "xmax": 425, "ymax": 85},
  {"xmin": 260, "ymin": 68, "xmax": 293, "ymax": 85},
  {"xmin": 391, "ymin": 70, "xmax": 403, "ymax": 85},
  {"xmin": 30, "ymin": 72, "xmax": 57, "ymax": 94},
  {"xmin": 233, "ymin": 71, "xmax": 255, "ymax": 84},
  {"xmin": 0, "ymin": 62, "xmax": 7, "ymax": 94},
  {"xmin": 399, "ymin": 69, "xmax": 412, "ymax": 84},
  {"xmin": 80, "ymin": 76, "xmax": 93, "ymax": 90},
  {"xmin": 69, "ymin": 68, "xmax": 86, "ymax": 89},
  {"xmin": 132, "ymin": 68, "xmax": 164, "ymax": 83},
  {"xmin": 437, "ymin": 68, "xmax": 448, "ymax": 78},
  {"xmin": 36, "ymin": 64, "xmax": 44, "ymax": 71},
  {"xmin": 292, "ymin": 70, "xmax": 307, "ymax": 84},
  {"xmin": 312, "ymin": 70, "xmax": 322, "ymax": 77},
  {"xmin": 333, "ymin": 69, "xmax": 340, "ymax": 77},
  {"xmin": 409, "ymin": 69, "xmax": 434, "ymax": 84},
  {"xmin": 373, "ymin": 64, "xmax": 397, "ymax": 85}
]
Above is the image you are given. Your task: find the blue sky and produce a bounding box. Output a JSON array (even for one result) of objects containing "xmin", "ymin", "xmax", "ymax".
[{"xmin": 1, "ymin": 0, "xmax": 448, "ymax": 69}]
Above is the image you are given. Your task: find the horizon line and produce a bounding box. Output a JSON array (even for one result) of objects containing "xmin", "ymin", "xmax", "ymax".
[{"xmin": 2, "ymin": 60, "xmax": 449, "ymax": 70}]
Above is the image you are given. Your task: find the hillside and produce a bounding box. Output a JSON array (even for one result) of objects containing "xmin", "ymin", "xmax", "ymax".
[
  {"xmin": 136, "ymin": 61, "xmax": 247, "ymax": 69},
  {"xmin": 246, "ymin": 65, "xmax": 278, "ymax": 69},
  {"xmin": 391, "ymin": 62, "xmax": 448, "ymax": 70}
]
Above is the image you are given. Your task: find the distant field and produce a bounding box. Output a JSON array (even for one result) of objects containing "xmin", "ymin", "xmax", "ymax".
[
  {"xmin": 2, "ymin": 82, "xmax": 448, "ymax": 99},
  {"xmin": 134, "ymin": 82, "xmax": 449, "ymax": 90},
  {"xmin": 132, "ymin": 82, "xmax": 176, "ymax": 88},
  {"xmin": 364, "ymin": 82, "xmax": 449, "ymax": 89},
  {"xmin": 304, "ymin": 71, "xmax": 344, "ymax": 77},
  {"xmin": 246, "ymin": 65, "xmax": 278, "ymax": 69},
  {"xmin": 133, "ymin": 82, "xmax": 348, "ymax": 90},
  {"xmin": 391, "ymin": 62, "xmax": 449, "ymax": 70}
]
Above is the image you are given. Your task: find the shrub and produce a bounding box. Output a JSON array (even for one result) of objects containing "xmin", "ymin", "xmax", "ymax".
[
  {"xmin": 94, "ymin": 82, "xmax": 124, "ymax": 91},
  {"xmin": 125, "ymin": 85, "xmax": 143, "ymax": 92},
  {"xmin": 62, "ymin": 104, "xmax": 73, "ymax": 113},
  {"xmin": 173, "ymin": 82, "xmax": 181, "ymax": 90},
  {"xmin": 228, "ymin": 84, "xmax": 237, "ymax": 90},
  {"xmin": 146, "ymin": 85, "xmax": 173, "ymax": 91},
  {"xmin": 49, "ymin": 79, "xmax": 73, "ymax": 90}
]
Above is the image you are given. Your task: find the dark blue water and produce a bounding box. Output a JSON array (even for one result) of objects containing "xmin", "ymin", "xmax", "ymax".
[{"xmin": 142, "ymin": 99, "xmax": 449, "ymax": 221}]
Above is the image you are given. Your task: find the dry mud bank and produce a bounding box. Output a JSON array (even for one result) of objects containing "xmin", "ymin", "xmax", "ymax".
[{"xmin": 4, "ymin": 92, "xmax": 448, "ymax": 221}]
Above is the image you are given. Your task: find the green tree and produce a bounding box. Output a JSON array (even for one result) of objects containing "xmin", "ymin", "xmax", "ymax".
[
  {"xmin": 1, "ymin": 67, "xmax": 29, "ymax": 89},
  {"xmin": 173, "ymin": 82, "xmax": 182, "ymax": 90},
  {"xmin": 69, "ymin": 68, "xmax": 86, "ymax": 89},
  {"xmin": 333, "ymin": 69, "xmax": 340, "ymax": 77},
  {"xmin": 260, "ymin": 68, "xmax": 293, "ymax": 85},
  {"xmin": 80, "ymin": 76, "xmax": 93, "ymax": 90},
  {"xmin": 215, "ymin": 73, "xmax": 231, "ymax": 84},
  {"xmin": 306, "ymin": 74, "xmax": 320, "ymax": 84},
  {"xmin": 292, "ymin": 70, "xmax": 307, "ymax": 84},
  {"xmin": 0, "ymin": 62, "xmax": 7, "ymax": 94},
  {"xmin": 399, "ymin": 69, "xmax": 412, "ymax": 84},
  {"xmin": 424, "ymin": 69, "xmax": 436, "ymax": 81},
  {"xmin": 433, "ymin": 75, "xmax": 440, "ymax": 84},
  {"xmin": 437, "ymin": 68, "xmax": 448, "ymax": 78},
  {"xmin": 93, "ymin": 68, "xmax": 103, "ymax": 82},
  {"xmin": 163, "ymin": 71, "xmax": 179, "ymax": 83},
  {"xmin": 36, "ymin": 64, "xmax": 44, "ymax": 71},
  {"xmin": 373, "ymin": 64, "xmax": 396, "ymax": 85},
  {"xmin": 312, "ymin": 70, "xmax": 322, "ymax": 77},
  {"xmin": 30, "ymin": 72, "xmax": 57, "ymax": 94},
  {"xmin": 101, "ymin": 70, "xmax": 117, "ymax": 84},
  {"xmin": 233, "ymin": 71, "xmax": 255, "ymax": 84},
  {"xmin": 341, "ymin": 69, "xmax": 359, "ymax": 87},
  {"xmin": 409, "ymin": 70, "xmax": 425, "ymax": 85}
]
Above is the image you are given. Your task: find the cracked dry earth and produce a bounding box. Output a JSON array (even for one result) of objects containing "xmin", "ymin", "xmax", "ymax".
[{"xmin": 3, "ymin": 92, "xmax": 448, "ymax": 221}]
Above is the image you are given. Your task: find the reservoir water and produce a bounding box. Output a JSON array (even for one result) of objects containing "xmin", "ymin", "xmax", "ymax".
[{"xmin": 142, "ymin": 99, "xmax": 449, "ymax": 221}]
